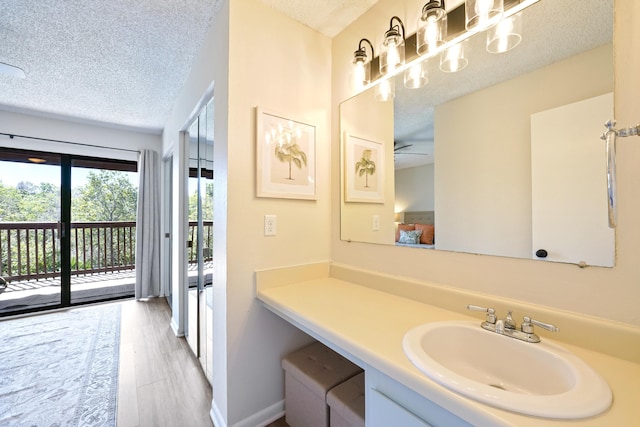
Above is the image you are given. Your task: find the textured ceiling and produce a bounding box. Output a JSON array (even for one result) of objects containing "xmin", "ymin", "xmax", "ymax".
[
  {"xmin": 0, "ymin": 0, "xmax": 378, "ymax": 134},
  {"xmin": 0, "ymin": 0, "xmax": 225, "ymax": 133}
]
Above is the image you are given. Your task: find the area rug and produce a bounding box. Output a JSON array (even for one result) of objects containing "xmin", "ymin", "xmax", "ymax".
[{"xmin": 0, "ymin": 304, "xmax": 121, "ymax": 426}]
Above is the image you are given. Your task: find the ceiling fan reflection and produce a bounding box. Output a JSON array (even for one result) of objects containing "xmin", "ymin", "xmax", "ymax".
[
  {"xmin": 0, "ymin": 62, "xmax": 26, "ymax": 79},
  {"xmin": 394, "ymin": 142, "xmax": 413, "ymax": 152}
]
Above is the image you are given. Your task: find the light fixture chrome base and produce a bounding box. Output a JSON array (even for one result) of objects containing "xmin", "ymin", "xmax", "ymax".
[{"xmin": 480, "ymin": 321, "xmax": 541, "ymax": 343}]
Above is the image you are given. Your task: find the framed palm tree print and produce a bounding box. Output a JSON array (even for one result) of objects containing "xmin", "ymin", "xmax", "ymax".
[
  {"xmin": 256, "ymin": 107, "xmax": 316, "ymax": 200},
  {"xmin": 344, "ymin": 133, "xmax": 384, "ymax": 203}
]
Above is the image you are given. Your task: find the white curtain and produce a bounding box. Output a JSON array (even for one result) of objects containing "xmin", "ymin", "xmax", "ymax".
[{"xmin": 135, "ymin": 149, "xmax": 161, "ymax": 298}]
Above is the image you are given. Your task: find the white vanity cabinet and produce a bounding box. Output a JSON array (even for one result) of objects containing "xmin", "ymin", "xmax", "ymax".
[
  {"xmin": 368, "ymin": 389, "xmax": 433, "ymax": 427},
  {"xmin": 365, "ymin": 369, "xmax": 472, "ymax": 427},
  {"xmin": 257, "ymin": 269, "xmax": 640, "ymax": 427}
]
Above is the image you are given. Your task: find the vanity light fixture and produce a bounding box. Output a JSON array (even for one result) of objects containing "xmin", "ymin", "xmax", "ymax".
[
  {"xmin": 486, "ymin": 12, "xmax": 522, "ymax": 53},
  {"xmin": 349, "ymin": 0, "xmax": 538, "ymax": 97},
  {"xmin": 440, "ymin": 40, "xmax": 468, "ymax": 72},
  {"xmin": 375, "ymin": 77, "xmax": 395, "ymax": 102},
  {"xmin": 417, "ymin": 0, "xmax": 448, "ymax": 55},
  {"xmin": 379, "ymin": 16, "xmax": 406, "ymax": 76},
  {"xmin": 352, "ymin": 38, "xmax": 375, "ymax": 90},
  {"xmin": 465, "ymin": 0, "xmax": 504, "ymax": 31},
  {"xmin": 404, "ymin": 61, "xmax": 429, "ymax": 89}
]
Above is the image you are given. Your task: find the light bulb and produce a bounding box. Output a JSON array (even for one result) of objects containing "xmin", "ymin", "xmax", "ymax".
[
  {"xmin": 466, "ymin": 0, "xmax": 503, "ymax": 31},
  {"xmin": 404, "ymin": 62, "xmax": 428, "ymax": 89},
  {"xmin": 417, "ymin": 6, "xmax": 447, "ymax": 56},
  {"xmin": 353, "ymin": 62, "xmax": 366, "ymax": 88},
  {"xmin": 476, "ymin": 0, "xmax": 494, "ymax": 28},
  {"xmin": 375, "ymin": 79, "xmax": 395, "ymax": 102},
  {"xmin": 380, "ymin": 26, "xmax": 405, "ymax": 75},
  {"xmin": 426, "ymin": 18, "xmax": 439, "ymax": 48},
  {"xmin": 475, "ymin": 0, "xmax": 494, "ymax": 15},
  {"xmin": 440, "ymin": 43, "xmax": 468, "ymax": 73},
  {"xmin": 387, "ymin": 42, "xmax": 400, "ymax": 70},
  {"xmin": 487, "ymin": 13, "xmax": 522, "ymax": 53}
]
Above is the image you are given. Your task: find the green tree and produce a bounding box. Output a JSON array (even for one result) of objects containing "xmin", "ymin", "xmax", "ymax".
[
  {"xmin": 21, "ymin": 182, "xmax": 60, "ymax": 221},
  {"xmin": 188, "ymin": 181, "xmax": 213, "ymax": 221},
  {"xmin": 274, "ymin": 140, "xmax": 307, "ymax": 180},
  {"xmin": 355, "ymin": 149, "xmax": 376, "ymax": 188},
  {"xmin": 0, "ymin": 182, "xmax": 21, "ymax": 222},
  {"xmin": 73, "ymin": 170, "xmax": 138, "ymax": 221}
]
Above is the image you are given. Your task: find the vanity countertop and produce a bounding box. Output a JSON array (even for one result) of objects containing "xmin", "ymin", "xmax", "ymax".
[{"xmin": 257, "ymin": 276, "xmax": 640, "ymax": 427}]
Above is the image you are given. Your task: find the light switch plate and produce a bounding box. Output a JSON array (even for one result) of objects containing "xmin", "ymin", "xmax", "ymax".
[
  {"xmin": 373, "ymin": 215, "xmax": 380, "ymax": 231},
  {"xmin": 264, "ymin": 215, "xmax": 277, "ymax": 236}
]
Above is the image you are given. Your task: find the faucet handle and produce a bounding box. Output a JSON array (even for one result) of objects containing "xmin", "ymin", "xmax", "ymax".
[
  {"xmin": 467, "ymin": 304, "xmax": 496, "ymax": 324},
  {"xmin": 522, "ymin": 316, "xmax": 559, "ymax": 334},
  {"xmin": 504, "ymin": 311, "xmax": 517, "ymax": 330}
]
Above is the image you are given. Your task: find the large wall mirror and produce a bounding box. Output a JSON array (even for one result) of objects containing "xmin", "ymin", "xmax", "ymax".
[{"xmin": 340, "ymin": 0, "xmax": 615, "ymax": 266}]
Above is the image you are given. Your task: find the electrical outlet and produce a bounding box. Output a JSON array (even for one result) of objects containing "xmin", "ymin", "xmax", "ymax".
[
  {"xmin": 372, "ymin": 215, "xmax": 380, "ymax": 231},
  {"xmin": 264, "ymin": 215, "xmax": 277, "ymax": 236}
]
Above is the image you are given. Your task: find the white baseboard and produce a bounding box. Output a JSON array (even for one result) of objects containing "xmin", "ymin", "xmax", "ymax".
[
  {"xmin": 210, "ymin": 399, "xmax": 285, "ymax": 427},
  {"xmin": 210, "ymin": 399, "xmax": 226, "ymax": 427},
  {"xmin": 170, "ymin": 317, "xmax": 183, "ymax": 337}
]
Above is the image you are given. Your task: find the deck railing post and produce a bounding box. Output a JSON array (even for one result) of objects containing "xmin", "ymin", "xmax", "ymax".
[{"xmin": 0, "ymin": 221, "xmax": 137, "ymax": 282}]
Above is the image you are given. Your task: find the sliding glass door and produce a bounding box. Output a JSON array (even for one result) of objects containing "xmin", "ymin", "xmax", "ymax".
[
  {"xmin": 0, "ymin": 148, "xmax": 137, "ymax": 316},
  {"xmin": 70, "ymin": 157, "xmax": 138, "ymax": 304},
  {"xmin": 0, "ymin": 150, "xmax": 63, "ymax": 313}
]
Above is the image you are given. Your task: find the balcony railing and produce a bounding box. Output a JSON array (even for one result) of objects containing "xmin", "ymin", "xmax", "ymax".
[{"xmin": 0, "ymin": 221, "xmax": 212, "ymax": 283}]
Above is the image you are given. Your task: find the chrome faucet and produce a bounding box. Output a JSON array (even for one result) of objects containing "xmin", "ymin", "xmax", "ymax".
[{"xmin": 466, "ymin": 304, "xmax": 559, "ymax": 343}]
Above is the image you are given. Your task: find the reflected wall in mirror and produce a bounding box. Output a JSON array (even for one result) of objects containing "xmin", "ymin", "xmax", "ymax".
[{"xmin": 340, "ymin": 0, "xmax": 615, "ymax": 266}]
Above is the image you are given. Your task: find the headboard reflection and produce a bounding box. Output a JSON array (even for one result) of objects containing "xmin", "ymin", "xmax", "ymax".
[{"xmin": 402, "ymin": 211, "xmax": 434, "ymax": 225}]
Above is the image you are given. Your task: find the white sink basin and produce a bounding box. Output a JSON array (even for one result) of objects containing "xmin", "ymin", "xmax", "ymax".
[{"xmin": 402, "ymin": 320, "xmax": 612, "ymax": 419}]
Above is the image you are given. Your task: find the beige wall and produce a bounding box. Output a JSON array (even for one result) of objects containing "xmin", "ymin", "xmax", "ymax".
[
  {"xmin": 395, "ymin": 164, "xmax": 435, "ymax": 212},
  {"xmin": 435, "ymin": 44, "xmax": 612, "ymax": 258},
  {"xmin": 163, "ymin": 0, "xmax": 332, "ymax": 425},
  {"xmin": 225, "ymin": 1, "xmax": 332, "ymax": 422},
  {"xmin": 332, "ymin": 0, "xmax": 640, "ymax": 326}
]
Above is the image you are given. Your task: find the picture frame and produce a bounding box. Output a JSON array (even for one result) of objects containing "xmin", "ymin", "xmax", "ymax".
[
  {"xmin": 344, "ymin": 132, "xmax": 385, "ymax": 203},
  {"xmin": 256, "ymin": 107, "xmax": 316, "ymax": 200}
]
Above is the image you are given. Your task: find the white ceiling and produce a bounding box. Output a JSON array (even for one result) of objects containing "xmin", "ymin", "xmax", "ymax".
[{"xmin": 0, "ymin": 0, "xmax": 378, "ymax": 134}]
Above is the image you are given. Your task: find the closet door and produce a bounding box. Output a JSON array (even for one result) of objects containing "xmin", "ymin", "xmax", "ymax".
[
  {"xmin": 185, "ymin": 98, "xmax": 214, "ymax": 383},
  {"xmin": 200, "ymin": 100, "xmax": 214, "ymax": 381},
  {"xmin": 186, "ymin": 118, "xmax": 200, "ymax": 355}
]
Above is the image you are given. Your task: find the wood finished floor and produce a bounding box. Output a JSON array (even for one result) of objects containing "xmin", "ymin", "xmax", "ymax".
[
  {"xmin": 117, "ymin": 298, "xmax": 213, "ymax": 427},
  {"xmin": 117, "ymin": 297, "xmax": 289, "ymax": 427}
]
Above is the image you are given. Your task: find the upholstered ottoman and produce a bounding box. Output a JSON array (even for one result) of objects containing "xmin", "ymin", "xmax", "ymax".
[
  {"xmin": 282, "ymin": 342, "xmax": 362, "ymax": 427},
  {"xmin": 327, "ymin": 372, "xmax": 365, "ymax": 427}
]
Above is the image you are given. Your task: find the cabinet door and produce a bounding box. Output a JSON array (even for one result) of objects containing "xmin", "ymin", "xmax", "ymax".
[{"xmin": 368, "ymin": 389, "xmax": 433, "ymax": 427}]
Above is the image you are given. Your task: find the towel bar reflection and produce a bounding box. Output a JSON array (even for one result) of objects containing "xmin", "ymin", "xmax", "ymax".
[{"xmin": 601, "ymin": 120, "xmax": 640, "ymax": 228}]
